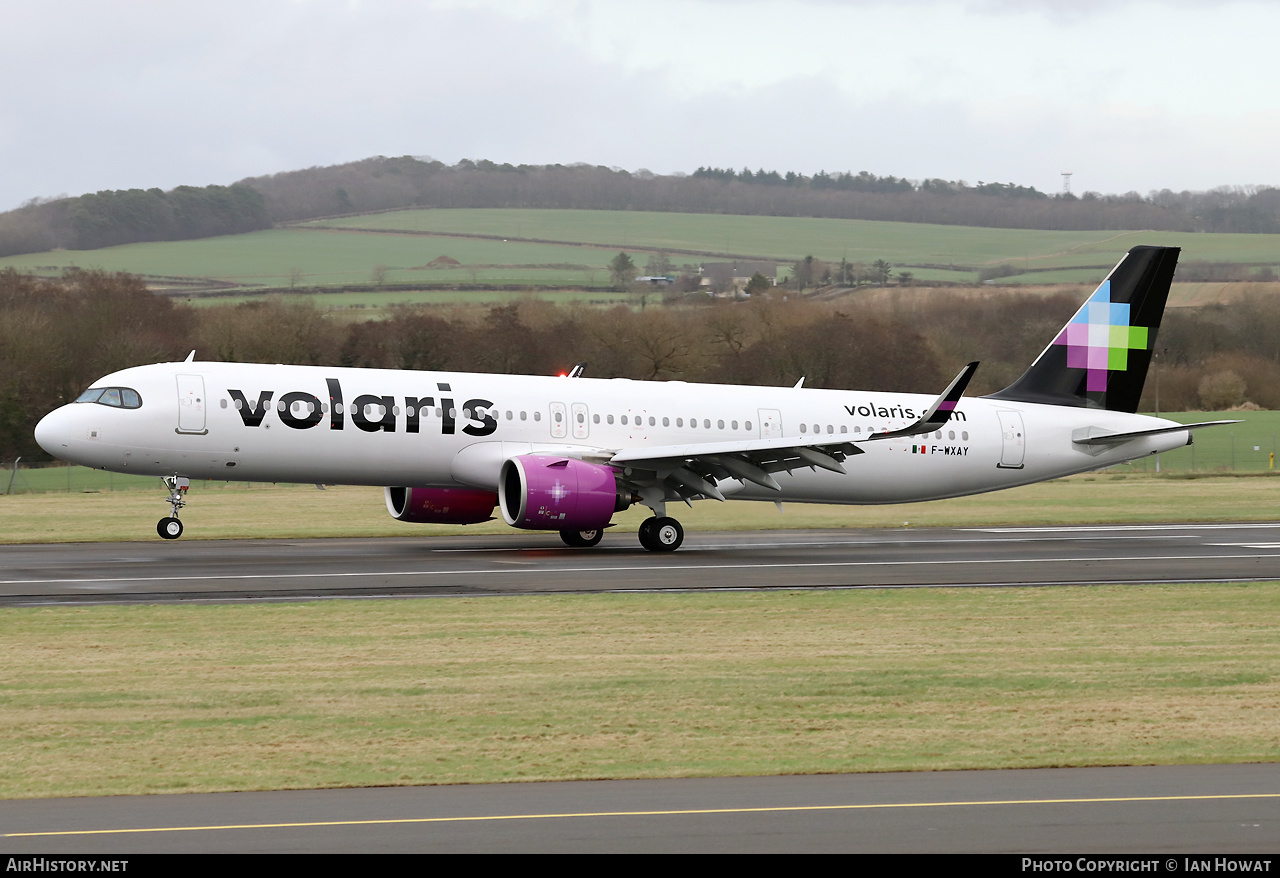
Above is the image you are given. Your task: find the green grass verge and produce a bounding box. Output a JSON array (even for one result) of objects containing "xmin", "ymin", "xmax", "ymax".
[
  {"xmin": 2, "ymin": 585, "xmax": 1277, "ymax": 798},
  {"xmin": 3, "ymin": 472, "xmax": 1280, "ymax": 544}
]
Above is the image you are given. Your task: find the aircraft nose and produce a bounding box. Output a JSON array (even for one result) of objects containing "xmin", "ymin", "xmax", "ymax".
[{"xmin": 34, "ymin": 406, "xmax": 75, "ymax": 455}]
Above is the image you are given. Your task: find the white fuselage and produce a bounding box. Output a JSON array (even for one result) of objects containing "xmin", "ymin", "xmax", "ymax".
[{"xmin": 35, "ymin": 361, "xmax": 1189, "ymax": 506}]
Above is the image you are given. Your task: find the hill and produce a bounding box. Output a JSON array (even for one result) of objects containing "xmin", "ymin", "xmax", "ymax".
[{"xmin": 3, "ymin": 156, "xmax": 1280, "ymax": 260}]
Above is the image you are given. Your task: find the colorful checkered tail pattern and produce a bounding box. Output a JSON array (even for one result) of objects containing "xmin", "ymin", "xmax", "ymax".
[{"xmin": 985, "ymin": 246, "xmax": 1179, "ymax": 413}]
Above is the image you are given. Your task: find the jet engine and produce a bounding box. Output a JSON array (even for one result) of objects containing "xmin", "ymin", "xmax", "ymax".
[
  {"xmin": 384, "ymin": 486, "xmax": 498, "ymax": 525},
  {"xmin": 499, "ymin": 455, "xmax": 625, "ymax": 531}
]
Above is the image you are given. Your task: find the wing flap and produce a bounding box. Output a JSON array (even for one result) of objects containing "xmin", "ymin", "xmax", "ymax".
[{"xmin": 611, "ymin": 435, "xmax": 863, "ymax": 500}]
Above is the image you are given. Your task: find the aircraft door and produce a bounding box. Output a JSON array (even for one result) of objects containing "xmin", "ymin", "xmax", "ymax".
[
  {"xmin": 758, "ymin": 409, "xmax": 782, "ymax": 439},
  {"xmin": 176, "ymin": 374, "xmax": 207, "ymax": 434},
  {"xmin": 571, "ymin": 402, "xmax": 590, "ymax": 439},
  {"xmin": 997, "ymin": 411, "xmax": 1025, "ymax": 469},
  {"xmin": 549, "ymin": 402, "xmax": 568, "ymax": 439}
]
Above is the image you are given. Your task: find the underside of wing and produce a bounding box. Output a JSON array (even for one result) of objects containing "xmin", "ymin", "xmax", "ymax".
[{"xmin": 609, "ymin": 435, "xmax": 863, "ymax": 502}]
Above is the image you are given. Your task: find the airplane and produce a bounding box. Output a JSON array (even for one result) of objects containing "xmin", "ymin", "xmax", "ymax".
[{"xmin": 33, "ymin": 245, "xmax": 1235, "ymax": 551}]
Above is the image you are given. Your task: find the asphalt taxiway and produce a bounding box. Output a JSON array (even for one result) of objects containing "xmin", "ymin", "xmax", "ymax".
[
  {"xmin": 3, "ymin": 522, "xmax": 1280, "ymax": 605},
  {"xmin": 2, "ymin": 764, "xmax": 1277, "ymax": 853}
]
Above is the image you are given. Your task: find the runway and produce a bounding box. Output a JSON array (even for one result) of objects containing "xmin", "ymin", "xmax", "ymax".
[
  {"xmin": 3, "ymin": 522, "xmax": 1280, "ymax": 605},
  {"xmin": 2, "ymin": 764, "xmax": 1277, "ymax": 853},
  {"xmin": 3, "ymin": 526, "xmax": 1278, "ymax": 853}
]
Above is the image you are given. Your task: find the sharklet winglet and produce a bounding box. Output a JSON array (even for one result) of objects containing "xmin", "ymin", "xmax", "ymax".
[{"xmin": 859, "ymin": 361, "xmax": 979, "ymax": 442}]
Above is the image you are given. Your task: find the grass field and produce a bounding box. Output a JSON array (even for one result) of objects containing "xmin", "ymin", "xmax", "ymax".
[
  {"xmin": 305, "ymin": 209, "xmax": 1280, "ymax": 271},
  {"xmin": 3, "ymin": 470, "xmax": 1280, "ymax": 545},
  {"xmin": 0, "ymin": 228, "xmax": 631, "ymax": 291},
  {"xmin": 4, "ymin": 209, "xmax": 1278, "ymax": 294},
  {"xmin": 1, "ymin": 584, "xmax": 1277, "ymax": 798}
]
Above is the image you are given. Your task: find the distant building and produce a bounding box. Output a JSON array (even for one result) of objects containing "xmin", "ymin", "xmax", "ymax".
[{"xmin": 699, "ymin": 261, "xmax": 778, "ymax": 294}]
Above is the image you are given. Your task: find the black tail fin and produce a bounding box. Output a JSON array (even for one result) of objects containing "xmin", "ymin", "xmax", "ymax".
[{"xmin": 985, "ymin": 245, "xmax": 1179, "ymax": 413}]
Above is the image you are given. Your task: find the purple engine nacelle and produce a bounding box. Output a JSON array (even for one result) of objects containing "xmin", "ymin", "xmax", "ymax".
[
  {"xmin": 385, "ymin": 486, "xmax": 498, "ymax": 525},
  {"xmin": 499, "ymin": 455, "xmax": 621, "ymax": 531}
]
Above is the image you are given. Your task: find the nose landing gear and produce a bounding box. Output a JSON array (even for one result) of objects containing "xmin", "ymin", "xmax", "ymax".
[{"xmin": 157, "ymin": 476, "xmax": 190, "ymax": 539}]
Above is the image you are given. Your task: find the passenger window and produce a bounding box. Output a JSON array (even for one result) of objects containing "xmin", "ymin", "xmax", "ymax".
[
  {"xmin": 607, "ymin": 414, "xmax": 614, "ymax": 424},
  {"xmin": 663, "ymin": 417, "xmax": 669, "ymax": 427},
  {"xmin": 649, "ymin": 416, "xmax": 655, "ymax": 426}
]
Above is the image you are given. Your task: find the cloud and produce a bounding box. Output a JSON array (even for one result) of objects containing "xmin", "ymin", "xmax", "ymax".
[{"xmin": 1, "ymin": 0, "xmax": 1277, "ymax": 209}]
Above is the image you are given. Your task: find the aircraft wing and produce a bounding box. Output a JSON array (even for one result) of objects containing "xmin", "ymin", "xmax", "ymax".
[
  {"xmin": 858, "ymin": 361, "xmax": 979, "ymax": 442},
  {"xmin": 609, "ymin": 434, "xmax": 863, "ymax": 500}
]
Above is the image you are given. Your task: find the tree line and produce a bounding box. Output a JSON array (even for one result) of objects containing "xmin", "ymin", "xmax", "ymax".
[
  {"xmin": 0, "ymin": 184, "xmax": 269, "ymax": 256},
  {"xmin": 4, "ymin": 156, "xmax": 1280, "ymax": 259},
  {"xmin": 4, "ymin": 268, "xmax": 1279, "ymax": 463}
]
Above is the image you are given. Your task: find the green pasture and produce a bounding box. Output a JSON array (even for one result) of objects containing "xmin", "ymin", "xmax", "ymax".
[
  {"xmin": 183, "ymin": 289, "xmax": 644, "ymax": 310},
  {"xmin": 0, "ymin": 228, "xmax": 629, "ymax": 290},
  {"xmin": 2, "ymin": 584, "xmax": 1277, "ymax": 798},
  {"xmin": 5, "ymin": 209, "xmax": 1278, "ymax": 296},
  {"xmin": 305, "ymin": 208, "xmax": 1280, "ymax": 272}
]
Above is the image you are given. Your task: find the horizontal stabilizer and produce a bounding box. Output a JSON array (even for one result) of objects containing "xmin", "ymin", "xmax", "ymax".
[
  {"xmin": 860, "ymin": 361, "xmax": 979, "ymax": 442},
  {"xmin": 1071, "ymin": 420, "xmax": 1241, "ymax": 447}
]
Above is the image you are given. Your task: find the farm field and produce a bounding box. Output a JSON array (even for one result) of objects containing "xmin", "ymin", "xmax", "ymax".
[
  {"xmin": 304, "ymin": 209, "xmax": 1280, "ymax": 271},
  {"xmin": 0, "ymin": 228, "xmax": 630, "ymax": 292},
  {"xmin": 3, "ymin": 209, "xmax": 1278, "ymax": 295}
]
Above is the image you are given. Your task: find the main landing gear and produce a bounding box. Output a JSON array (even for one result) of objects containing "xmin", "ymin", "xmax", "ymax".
[
  {"xmin": 638, "ymin": 516, "xmax": 683, "ymax": 552},
  {"xmin": 157, "ymin": 476, "xmax": 190, "ymax": 540},
  {"xmin": 559, "ymin": 528, "xmax": 604, "ymax": 548},
  {"xmin": 557, "ymin": 517, "xmax": 685, "ymax": 551}
]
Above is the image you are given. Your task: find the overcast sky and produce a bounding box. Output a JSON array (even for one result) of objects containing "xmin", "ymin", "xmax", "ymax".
[{"xmin": 3, "ymin": 0, "xmax": 1277, "ymax": 211}]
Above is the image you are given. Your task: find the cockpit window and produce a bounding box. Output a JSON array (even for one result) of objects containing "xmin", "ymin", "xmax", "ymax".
[{"xmin": 74, "ymin": 386, "xmax": 143, "ymax": 409}]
